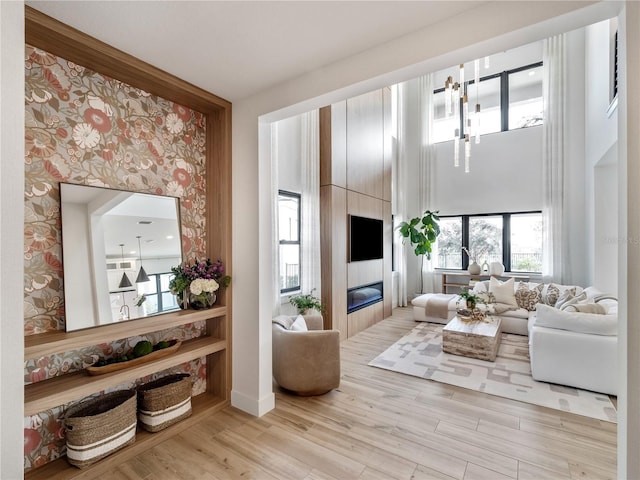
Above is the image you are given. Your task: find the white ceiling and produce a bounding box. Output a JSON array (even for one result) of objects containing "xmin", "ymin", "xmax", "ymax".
[{"xmin": 27, "ymin": 1, "xmax": 488, "ymax": 102}]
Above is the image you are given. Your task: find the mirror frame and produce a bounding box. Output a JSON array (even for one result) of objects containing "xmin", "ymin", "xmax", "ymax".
[{"xmin": 59, "ymin": 182, "xmax": 183, "ymax": 332}]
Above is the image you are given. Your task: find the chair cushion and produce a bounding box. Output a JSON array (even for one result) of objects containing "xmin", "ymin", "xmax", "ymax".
[
  {"xmin": 534, "ymin": 304, "xmax": 617, "ymax": 336},
  {"xmin": 290, "ymin": 315, "xmax": 308, "ymax": 331},
  {"xmin": 272, "ymin": 315, "xmax": 294, "ymax": 330}
]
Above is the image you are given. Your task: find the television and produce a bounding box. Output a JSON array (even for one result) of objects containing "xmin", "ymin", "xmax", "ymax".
[{"xmin": 349, "ymin": 215, "xmax": 383, "ymax": 262}]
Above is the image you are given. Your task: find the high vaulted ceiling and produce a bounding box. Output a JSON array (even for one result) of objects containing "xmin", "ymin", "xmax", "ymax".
[{"xmin": 27, "ymin": 1, "xmax": 488, "ymax": 103}]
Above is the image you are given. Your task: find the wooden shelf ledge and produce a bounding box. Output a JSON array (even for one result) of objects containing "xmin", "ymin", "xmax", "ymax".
[
  {"xmin": 25, "ymin": 337, "xmax": 226, "ymax": 416},
  {"xmin": 25, "ymin": 306, "xmax": 227, "ymax": 361}
]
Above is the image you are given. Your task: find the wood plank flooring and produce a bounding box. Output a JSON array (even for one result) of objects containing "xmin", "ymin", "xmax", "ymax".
[{"xmin": 90, "ymin": 307, "xmax": 616, "ymax": 479}]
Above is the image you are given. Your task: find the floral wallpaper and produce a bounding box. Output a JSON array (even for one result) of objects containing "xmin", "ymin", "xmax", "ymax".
[{"xmin": 24, "ymin": 44, "xmax": 210, "ymax": 470}]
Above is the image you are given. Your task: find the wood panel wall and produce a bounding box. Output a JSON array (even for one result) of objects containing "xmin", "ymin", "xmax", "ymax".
[{"xmin": 320, "ymin": 88, "xmax": 392, "ymax": 339}]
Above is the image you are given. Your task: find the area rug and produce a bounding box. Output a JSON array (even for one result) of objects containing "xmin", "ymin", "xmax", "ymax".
[{"xmin": 369, "ymin": 322, "xmax": 617, "ymax": 423}]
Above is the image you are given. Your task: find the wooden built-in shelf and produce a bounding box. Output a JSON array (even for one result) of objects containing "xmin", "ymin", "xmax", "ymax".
[
  {"xmin": 25, "ymin": 336, "xmax": 226, "ymax": 416},
  {"xmin": 24, "ymin": 393, "xmax": 229, "ymax": 480},
  {"xmin": 25, "ymin": 306, "xmax": 227, "ymax": 360},
  {"xmin": 25, "ymin": 7, "xmax": 232, "ymax": 479}
]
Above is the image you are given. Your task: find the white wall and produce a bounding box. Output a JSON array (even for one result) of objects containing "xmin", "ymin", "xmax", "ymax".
[
  {"xmin": 1, "ymin": 2, "xmax": 25, "ymax": 478},
  {"xmin": 433, "ymin": 126, "xmax": 543, "ymax": 215},
  {"xmin": 585, "ymin": 19, "xmax": 619, "ymax": 294},
  {"xmin": 276, "ymin": 115, "xmax": 302, "ymax": 194}
]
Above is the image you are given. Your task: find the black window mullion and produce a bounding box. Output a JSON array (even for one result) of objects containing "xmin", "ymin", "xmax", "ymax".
[
  {"xmin": 502, "ymin": 214, "xmax": 511, "ymax": 272},
  {"xmin": 500, "ymin": 71, "xmax": 509, "ymax": 132},
  {"xmin": 461, "ymin": 216, "xmax": 470, "ymax": 270}
]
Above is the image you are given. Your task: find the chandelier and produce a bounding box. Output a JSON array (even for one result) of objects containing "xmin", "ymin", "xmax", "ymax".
[{"xmin": 444, "ymin": 56, "xmax": 488, "ymax": 172}]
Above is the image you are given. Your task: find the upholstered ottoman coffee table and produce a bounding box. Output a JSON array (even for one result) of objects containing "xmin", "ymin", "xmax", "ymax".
[{"xmin": 442, "ymin": 316, "xmax": 502, "ymax": 361}]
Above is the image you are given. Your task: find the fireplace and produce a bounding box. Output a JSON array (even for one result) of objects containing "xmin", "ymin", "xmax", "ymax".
[{"xmin": 347, "ymin": 281, "xmax": 383, "ymax": 314}]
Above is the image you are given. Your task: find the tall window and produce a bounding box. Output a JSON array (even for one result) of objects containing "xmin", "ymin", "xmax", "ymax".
[
  {"xmin": 435, "ymin": 211, "xmax": 542, "ymax": 273},
  {"xmin": 278, "ymin": 190, "xmax": 301, "ymax": 293},
  {"xmin": 432, "ymin": 62, "xmax": 543, "ymax": 143},
  {"xmin": 435, "ymin": 217, "xmax": 463, "ymax": 269}
]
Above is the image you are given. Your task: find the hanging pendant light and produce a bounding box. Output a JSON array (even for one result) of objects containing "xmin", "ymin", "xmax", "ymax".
[
  {"xmin": 135, "ymin": 235, "xmax": 150, "ymax": 283},
  {"xmin": 118, "ymin": 244, "xmax": 133, "ymax": 289}
]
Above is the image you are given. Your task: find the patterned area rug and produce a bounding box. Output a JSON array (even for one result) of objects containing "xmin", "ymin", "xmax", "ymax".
[{"xmin": 369, "ymin": 322, "xmax": 617, "ymax": 423}]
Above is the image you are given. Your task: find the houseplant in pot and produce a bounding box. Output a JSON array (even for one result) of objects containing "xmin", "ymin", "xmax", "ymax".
[
  {"xmin": 289, "ymin": 289, "xmax": 324, "ymax": 315},
  {"xmin": 397, "ymin": 210, "xmax": 441, "ymax": 293}
]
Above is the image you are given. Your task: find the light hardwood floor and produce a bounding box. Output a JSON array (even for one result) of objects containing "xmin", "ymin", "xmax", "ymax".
[{"xmin": 95, "ymin": 307, "xmax": 616, "ymax": 480}]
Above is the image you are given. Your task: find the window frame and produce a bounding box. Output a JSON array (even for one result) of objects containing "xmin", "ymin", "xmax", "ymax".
[
  {"xmin": 135, "ymin": 272, "xmax": 178, "ymax": 315},
  {"xmin": 433, "ymin": 61, "xmax": 543, "ymax": 142},
  {"xmin": 435, "ymin": 210, "xmax": 542, "ymax": 273},
  {"xmin": 278, "ymin": 190, "xmax": 302, "ymax": 294}
]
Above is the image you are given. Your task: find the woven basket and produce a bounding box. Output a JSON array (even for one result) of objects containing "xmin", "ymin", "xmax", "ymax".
[
  {"xmin": 64, "ymin": 389, "xmax": 137, "ymax": 468},
  {"xmin": 137, "ymin": 373, "xmax": 192, "ymax": 432}
]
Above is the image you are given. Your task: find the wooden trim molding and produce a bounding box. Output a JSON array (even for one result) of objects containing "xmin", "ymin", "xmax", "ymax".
[{"xmin": 25, "ymin": 6, "xmax": 231, "ymax": 113}]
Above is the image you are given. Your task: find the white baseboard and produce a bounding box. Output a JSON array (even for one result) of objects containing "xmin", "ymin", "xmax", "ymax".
[{"xmin": 231, "ymin": 389, "xmax": 275, "ymax": 417}]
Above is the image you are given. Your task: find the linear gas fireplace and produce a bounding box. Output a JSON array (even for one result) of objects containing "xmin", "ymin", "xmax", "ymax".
[{"xmin": 347, "ymin": 281, "xmax": 383, "ymax": 314}]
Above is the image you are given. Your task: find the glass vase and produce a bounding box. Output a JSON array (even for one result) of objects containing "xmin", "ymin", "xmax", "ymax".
[{"xmin": 188, "ymin": 291, "xmax": 217, "ymax": 310}]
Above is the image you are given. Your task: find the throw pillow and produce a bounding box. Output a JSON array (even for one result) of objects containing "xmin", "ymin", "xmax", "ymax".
[
  {"xmin": 554, "ymin": 288, "xmax": 577, "ymax": 309},
  {"xmin": 559, "ymin": 291, "xmax": 588, "ymax": 311},
  {"xmin": 534, "ymin": 283, "xmax": 562, "ymax": 306},
  {"xmin": 290, "ymin": 315, "xmax": 308, "ymax": 331},
  {"xmin": 514, "ymin": 282, "xmax": 541, "ymax": 311},
  {"xmin": 489, "ymin": 276, "xmax": 518, "ymax": 308},
  {"xmin": 563, "ymin": 303, "xmax": 607, "ymax": 314}
]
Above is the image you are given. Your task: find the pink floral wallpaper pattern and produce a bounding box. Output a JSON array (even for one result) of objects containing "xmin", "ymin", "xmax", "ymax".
[{"xmin": 24, "ymin": 44, "xmax": 210, "ymax": 471}]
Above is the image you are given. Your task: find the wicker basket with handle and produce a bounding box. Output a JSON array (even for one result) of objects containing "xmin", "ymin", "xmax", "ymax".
[
  {"xmin": 136, "ymin": 373, "xmax": 192, "ymax": 432},
  {"xmin": 64, "ymin": 389, "xmax": 137, "ymax": 468}
]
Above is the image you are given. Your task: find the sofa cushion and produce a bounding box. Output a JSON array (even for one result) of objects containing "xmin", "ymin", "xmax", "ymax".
[
  {"xmin": 563, "ymin": 303, "xmax": 607, "ymax": 314},
  {"xmin": 290, "ymin": 315, "xmax": 308, "ymax": 331},
  {"xmin": 534, "ymin": 283, "xmax": 561, "ymax": 305},
  {"xmin": 489, "ymin": 277, "xmax": 518, "ymax": 308},
  {"xmin": 534, "ymin": 304, "xmax": 617, "ymax": 336},
  {"xmin": 515, "ymin": 282, "xmax": 541, "ymax": 311},
  {"xmin": 554, "ymin": 288, "xmax": 580, "ymax": 309}
]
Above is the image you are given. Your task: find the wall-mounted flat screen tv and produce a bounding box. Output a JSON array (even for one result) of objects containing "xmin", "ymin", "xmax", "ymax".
[{"xmin": 349, "ymin": 215, "xmax": 383, "ymax": 262}]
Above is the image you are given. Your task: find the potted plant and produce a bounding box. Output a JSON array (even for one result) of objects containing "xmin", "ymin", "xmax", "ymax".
[
  {"xmin": 289, "ymin": 289, "xmax": 324, "ymax": 315},
  {"xmin": 398, "ymin": 210, "xmax": 441, "ymax": 293},
  {"xmin": 457, "ymin": 289, "xmax": 482, "ymax": 310}
]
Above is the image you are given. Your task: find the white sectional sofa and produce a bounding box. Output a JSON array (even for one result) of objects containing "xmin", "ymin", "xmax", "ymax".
[{"xmin": 411, "ymin": 278, "xmax": 618, "ymax": 395}]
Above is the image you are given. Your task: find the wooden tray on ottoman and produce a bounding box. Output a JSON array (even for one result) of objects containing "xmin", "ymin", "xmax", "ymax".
[{"xmin": 442, "ymin": 316, "xmax": 502, "ymax": 361}]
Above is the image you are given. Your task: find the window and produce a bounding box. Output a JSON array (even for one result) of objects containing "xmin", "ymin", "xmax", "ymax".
[
  {"xmin": 434, "ymin": 211, "xmax": 542, "ymax": 273},
  {"xmin": 435, "ymin": 217, "xmax": 463, "ymax": 269},
  {"xmin": 432, "ymin": 62, "xmax": 543, "ymax": 143},
  {"xmin": 469, "ymin": 215, "xmax": 503, "ymax": 265},
  {"xmin": 508, "ymin": 66, "xmax": 543, "ymax": 129},
  {"xmin": 137, "ymin": 272, "xmax": 179, "ymax": 315},
  {"xmin": 278, "ymin": 190, "xmax": 301, "ymax": 293},
  {"xmin": 510, "ymin": 213, "xmax": 543, "ymax": 272}
]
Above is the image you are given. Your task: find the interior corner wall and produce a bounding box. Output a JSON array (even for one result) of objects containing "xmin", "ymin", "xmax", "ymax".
[
  {"xmin": 1, "ymin": 2, "xmax": 26, "ymax": 478},
  {"xmin": 585, "ymin": 19, "xmax": 619, "ymax": 294}
]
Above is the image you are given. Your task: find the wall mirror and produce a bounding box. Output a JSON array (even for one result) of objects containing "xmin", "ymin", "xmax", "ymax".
[{"xmin": 60, "ymin": 183, "xmax": 183, "ymax": 332}]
